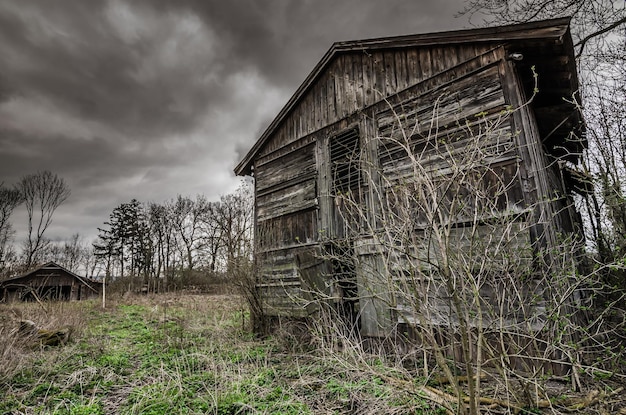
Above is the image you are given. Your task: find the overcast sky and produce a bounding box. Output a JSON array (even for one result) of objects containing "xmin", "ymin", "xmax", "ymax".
[{"xmin": 0, "ymin": 0, "xmax": 471, "ymax": 244}]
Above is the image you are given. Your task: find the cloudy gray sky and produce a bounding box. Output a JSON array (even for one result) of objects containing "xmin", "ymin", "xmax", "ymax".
[{"xmin": 0, "ymin": 0, "xmax": 471, "ymax": 244}]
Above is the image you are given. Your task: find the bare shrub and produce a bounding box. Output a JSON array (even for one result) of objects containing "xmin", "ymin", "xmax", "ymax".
[{"xmin": 296, "ymin": 90, "xmax": 626, "ymax": 414}]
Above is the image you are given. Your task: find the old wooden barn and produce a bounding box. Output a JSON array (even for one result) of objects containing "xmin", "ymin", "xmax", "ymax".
[
  {"xmin": 0, "ymin": 262, "xmax": 103, "ymax": 302},
  {"xmin": 235, "ymin": 18, "xmax": 585, "ymax": 338}
]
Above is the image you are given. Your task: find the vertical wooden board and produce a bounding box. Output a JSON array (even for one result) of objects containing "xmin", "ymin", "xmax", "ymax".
[
  {"xmin": 373, "ymin": 51, "xmax": 386, "ymax": 98},
  {"xmin": 302, "ymin": 93, "xmax": 311, "ymax": 137},
  {"xmin": 362, "ymin": 50, "xmax": 374, "ymax": 106},
  {"xmin": 298, "ymin": 94, "xmax": 306, "ymax": 139},
  {"xmin": 317, "ymin": 74, "xmax": 328, "ymax": 126},
  {"xmin": 317, "ymin": 77, "xmax": 324, "ymax": 130},
  {"xmin": 383, "ymin": 50, "xmax": 397, "ymax": 94},
  {"xmin": 442, "ymin": 46, "xmax": 460, "ymax": 82},
  {"xmin": 326, "ymin": 69, "xmax": 336, "ymax": 123},
  {"xmin": 419, "ymin": 47, "xmax": 432, "ymax": 81},
  {"xmin": 458, "ymin": 44, "xmax": 477, "ymax": 63},
  {"xmin": 406, "ymin": 48, "xmax": 420, "ymax": 85},
  {"xmin": 285, "ymin": 115, "xmax": 292, "ymax": 149},
  {"xmin": 342, "ymin": 55, "xmax": 351, "ymax": 115},
  {"xmin": 430, "ymin": 46, "xmax": 445, "ymax": 75},
  {"xmin": 334, "ymin": 58, "xmax": 345, "ymax": 119},
  {"xmin": 395, "ymin": 49, "xmax": 408, "ymax": 91},
  {"xmin": 307, "ymin": 92, "xmax": 315, "ymax": 135},
  {"xmin": 353, "ymin": 52, "xmax": 364, "ymax": 110},
  {"xmin": 311, "ymin": 79, "xmax": 318, "ymax": 132},
  {"xmin": 316, "ymin": 77, "xmax": 323, "ymax": 129},
  {"xmin": 343, "ymin": 54, "xmax": 355, "ymax": 116}
]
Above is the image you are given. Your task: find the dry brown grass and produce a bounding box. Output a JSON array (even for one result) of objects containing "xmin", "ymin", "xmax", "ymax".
[{"xmin": 0, "ymin": 299, "xmax": 92, "ymax": 382}]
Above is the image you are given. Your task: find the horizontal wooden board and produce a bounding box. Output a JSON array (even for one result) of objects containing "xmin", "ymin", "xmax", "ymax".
[
  {"xmin": 256, "ymin": 179, "xmax": 317, "ymax": 221},
  {"xmin": 257, "ymin": 208, "xmax": 318, "ymax": 251},
  {"xmin": 255, "ymin": 142, "xmax": 316, "ymax": 192}
]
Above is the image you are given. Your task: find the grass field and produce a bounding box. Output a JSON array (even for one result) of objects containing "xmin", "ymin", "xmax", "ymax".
[{"xmin": 0, "ymin": 293, "xmax": 440, "ymax": 415}]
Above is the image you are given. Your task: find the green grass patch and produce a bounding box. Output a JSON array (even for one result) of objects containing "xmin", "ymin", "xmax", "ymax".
[{"xmin": 1, "ymin": 294, "xmax": 440, "ymax": 414}]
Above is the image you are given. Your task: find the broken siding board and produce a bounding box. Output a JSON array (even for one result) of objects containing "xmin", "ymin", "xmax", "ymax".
[
  {"xmin": 373, "ymin": 49, "xmax": 506, "ymax": 131},
  {"xmin": 379, "ymin": 129, "xmax": 516, "ymax": 185},
  {"xmin": 257, "ymin": 245, "xmax": 327, "ymax": 317},
  {"xmin": 377, "ymin": 80, "xmax": 508, "ymax": 167},
  {"xmin": 390, "ymin": 221, "xmax": 533, "ymax": 274}
]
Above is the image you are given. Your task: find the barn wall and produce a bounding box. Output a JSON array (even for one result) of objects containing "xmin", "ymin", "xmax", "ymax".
[
  {"xmin": 252, "ymin": 40, "xmax": 578, "ymax": 321},
  {"xmin": 253, "ymin": 43, "xmax": 513, "ymax": 318}
]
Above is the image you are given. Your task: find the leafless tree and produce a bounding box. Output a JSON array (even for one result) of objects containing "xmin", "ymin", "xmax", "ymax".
[
  {"xmin": 16, "ymin": 171, "xmax": 71, "ymax": 270},
  {"xmin": 214, "ymin": 182, "xmax": 254, "ymax": 275},
  {"xmin": 170, "ymin": 195, "xmax": 209, "ymax": 274},
  {"xmin": 460, "ymin": 0, "xmax": 626, "ymax": 296},
  {"xmin": 0, "ymin": 184, "xmax": 23, "ymax": 276},
  {"xmin": 43, "ymin": 233, "xmax": 86, "ymax": 273}
]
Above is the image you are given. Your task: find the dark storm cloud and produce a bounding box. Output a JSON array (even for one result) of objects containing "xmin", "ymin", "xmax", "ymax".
[
  {"xmin": 0, "ymin": 0, "xmax": 466, "ymax": 242},
  {"xmin": 0, "ymin": 1, "xmax": 225, "ymax": 139},
  {"xmin": 164, "ymin": 0, "xmax": 464, "ymax": 87}
]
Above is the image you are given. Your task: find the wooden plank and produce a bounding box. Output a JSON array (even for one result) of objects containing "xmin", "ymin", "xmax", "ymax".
[
  {"xmin": 395, "ymin": 48, "xmax": 408, "ymax": 91},
  {"xmin": 255, "ymin": 142, "xmax": 316, "ymax": 191},
  {"xmin": 419, "ymin": 47, "xmax": 432, "ymax": 82},
  {"xmin": 360, "ymin": 51, "xmax": 371, "ymax": 106},
  {"xmin": 326, "ymin": 69, "xmax": 336, "ymax": 122},
  {"xmin": 373, "ymin": 51, "xmax": 386, "ymax": 97},
  {"xmin": 406, "ymin": 47, "xmax": 420, "ymax": 86},
  {"xmin": 353, "ymin": 52, "xmax": 364, "ymax": 110},
  {"xmin": 257, "ymin": 208, "xmax": 318, "ymax": 251},
  {"xmin": 334, "ymin": 58, "xmax": 345, "ymax": 120},
  {"xmin": 256, "ymin": 179, "xmax": 317, "ymax": 221},
  {"xmin": 383, "ymin": 50, "xmax": 397, "ymax": 94},
  {"xmin": 255, "ymin": 133, "xmax": 316, "ymax": 168},
  {"xmin": 343, "ymin": 54, "xmax": 355, "ymax": 116}
]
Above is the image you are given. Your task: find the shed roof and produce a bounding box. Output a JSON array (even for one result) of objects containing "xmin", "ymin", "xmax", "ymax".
[
  {"xmin": 0, "ymin": 261, "xmax": 101, "ymax": 292},
  {"xmin": 235, "ymin": 17, "xmax": 582, "ymax": 176}
]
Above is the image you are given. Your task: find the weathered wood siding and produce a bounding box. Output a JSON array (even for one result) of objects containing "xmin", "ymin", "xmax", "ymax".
[
  {"xmin": 258, "ymin": 44, "xmax": 495, "ymax": 159},
  {"xmin": 254, "ymin": 43, "xmax": 504, "ymax": 317},
  {"xmin": 253, "ymin": 37, "xmax": 579, "ymax": 322}
]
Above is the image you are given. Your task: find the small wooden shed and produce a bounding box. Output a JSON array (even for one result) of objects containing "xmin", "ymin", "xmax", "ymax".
[
  {"xmin": 235, "ymin": 18, "xmax": 585, "ymax": 337},
  {"xmin": 0, "ymin": 262, "xmax": 102, "ymax": 302}
]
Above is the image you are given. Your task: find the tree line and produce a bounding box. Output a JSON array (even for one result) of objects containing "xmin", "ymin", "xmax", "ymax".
[
  {"xmin": 92, "ymin": 183, "xmax": 253, "ymax": 292},
  {"xmin": 1, "ymin": 171, "xmax": 253, "ymax": 292}
]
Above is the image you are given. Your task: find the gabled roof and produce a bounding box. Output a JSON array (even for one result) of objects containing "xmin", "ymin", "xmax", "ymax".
[
  {"xmin": 0, "ymin": 261, "xmax": 101, "ymax": 292},
  {"xmin": 235, "ymin": 17, "xmax": 577, "ymax": 176}
]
